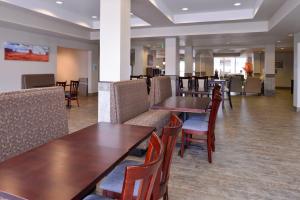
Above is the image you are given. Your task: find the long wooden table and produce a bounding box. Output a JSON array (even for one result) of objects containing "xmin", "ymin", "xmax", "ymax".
[
  {"xmin": 151, "ymin": 96, "xmax": 211, "ymax": 114},
  {"xmin": 0, "ymin": 123, "xmax": 155, "ymax": 200}
]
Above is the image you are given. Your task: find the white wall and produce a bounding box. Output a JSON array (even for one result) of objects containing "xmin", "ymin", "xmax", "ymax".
[
  {"xmin": 0, "ymin": 25, "xmax": 99, "ymax": 93},
  {"xmin": 275, "ymin": 52, "xmax": 293, "ymax": 88},
  {"xmin": 57, "ymin": 47, "xmax": 89, "ymax": 82}
]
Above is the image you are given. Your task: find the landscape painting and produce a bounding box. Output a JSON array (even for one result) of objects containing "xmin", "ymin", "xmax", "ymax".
[{"xmin": 4, "ymin": 42, "xmax": 49, "ymax": 62}]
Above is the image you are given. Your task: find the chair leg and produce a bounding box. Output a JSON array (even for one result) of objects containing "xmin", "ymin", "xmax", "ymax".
[
  {"xmin": 163, "ymin": 186, "xmax": 169, "ymax": 200},
  {"xmin": 212, "ymin": 134, "xmax": 215, "ymax": 152},
  {"xmin": 207, "ymin": 137, "xmax": 212, "ymax": 163},
  {"xmin": 180, "ymin": 131, "xmax": 185, "ymax": 158},
  {"xmin": 228, "ymin": 91, "xmax": 233, "ymax": 109},
  {"xmin": 76, "ymin": 98, "xmax": 80, "ymax": 107}
]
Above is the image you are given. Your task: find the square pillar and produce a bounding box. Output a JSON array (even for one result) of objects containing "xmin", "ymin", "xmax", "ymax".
[
  {"xmin": 185, "ymin": 46, "xmax": 193, "ymax": 75},
  {"xmin": 264, "ymin": 44, "xmax": 276, "ymax": 96},
  {"xmin": 98, "ymin": 0, "xmax": 131, "ymax": 122},
  {"xmin": 294, "ymin": 33, "xmax": 300, "ymax": 111},
  {"xmin": 165, "ymin": 37, "xmax": 179, "ymax": 95}
]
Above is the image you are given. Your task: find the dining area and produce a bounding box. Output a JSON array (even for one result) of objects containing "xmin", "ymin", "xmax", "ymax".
[{"xmin": 0, "ymin": 74, "xmax": 224, "ymax": 200}]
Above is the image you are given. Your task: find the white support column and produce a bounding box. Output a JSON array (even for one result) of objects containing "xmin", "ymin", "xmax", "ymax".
[
  {"xmin": 195, "ymin": 51, "xmax": 201, "ymax": 75},
  {"xmin": 133, "ymin": 46, "xmax": 148, "ymax": 75},
  {"xmin": 294, "ymin": 32, "xmax": 300, "ymax": 111},
  {"xmin": 264, "ymin": 44, "xmax": 276, "ymax": 96},
  {"xmin": 165, "ymin": 38, "xmax": 179, "ymax": 76},
  {"xmin": 165, "ymin": 37, "xmax": 179, "ymax": 95},
  {"xmin": 98, "ymin": 0, "xmax": 131, "ymax": 122},
  {"xmin": 185, "ymin": 46, "xmax": 193, "ymax": 75}
]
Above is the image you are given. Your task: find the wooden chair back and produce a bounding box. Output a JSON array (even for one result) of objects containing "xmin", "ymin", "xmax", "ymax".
[
  {"xmin": 179, "ymin": 77, "xmax": 192, "ymax": 90},
  {"xmin": 208, "ymin": 95, "xmax": 222, "ymax": 138},
  {"xmin": 152, "ymin": 114, "xmax": 183, "ymax": 199},
  {"xmin": 69, "ymin": 80, "xmax": 79, "ymax": 97},
  {"xmin": 212, "ymin": 84, "xmax": 221, "ymax": 101},
  {"xmin": 121, "ymin": 133, "xmax": 164, "ymax": 200},
  {"xmin": 194, "ymin": 76, "xmax": 208, "ymax": 92},
  {"xmin": 56, "ymin": 81, "xmax": 67, "ymax": 91}
]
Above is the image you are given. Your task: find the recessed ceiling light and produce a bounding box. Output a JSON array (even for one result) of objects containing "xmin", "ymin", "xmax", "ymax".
[
  {"xmin": 92, "ymin": 16, "xmax": 97, "ymax": 19},
  {"xmin": 277, "ymin": 40, "xmax": 281, "ymax": 43},
  {"xmin": 181, "ymin": 7, "xmax": 189, "ymax": 11},
  {"xmin": 234, "ymin": 2, "xmax": 241, "ymax": 6},
  {"xmin": 288, "ymin": 33, "xmax": 293, "ymax": 37},
  {"xmin": 226, "ymin": 42, "xmax": 231, "ymax": 45},
  {"xmin": 56, "ymin": 1, "xmax": 63, "ymax": 5}
]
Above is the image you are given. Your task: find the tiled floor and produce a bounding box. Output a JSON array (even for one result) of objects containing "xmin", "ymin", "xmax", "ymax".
[{"xmin": 68, "ymin": 90, "xmax": 300, "ymax": 200}]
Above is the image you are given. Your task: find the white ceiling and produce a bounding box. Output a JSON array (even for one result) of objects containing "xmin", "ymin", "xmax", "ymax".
[
  {"xmin": 1, "ymin": 0, "xmax": 300, "ymax": 51},
  {"xmin": 163, "ymin": 0, "xmax": 256, "ymax": 14},
  {"xmin": 42, "ymin": 0, "xmax": 100, "ymax": 20}
]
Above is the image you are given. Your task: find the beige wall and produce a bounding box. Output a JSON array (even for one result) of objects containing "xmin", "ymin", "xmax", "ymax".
[
  {"xmin": 0, "ymin": 25, "xmax": 99, "ymax": 93},
  {"xmin": 57, "ymin": 47, "xmax": 89, "ymax": 82}
]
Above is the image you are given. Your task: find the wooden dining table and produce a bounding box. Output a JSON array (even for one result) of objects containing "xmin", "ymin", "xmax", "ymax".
[
  {"xmin": 0, "ymin": 123, "xmax": 155, "ymax": 200},
  {"xmin": 151, "ymin": 96, "xmax": 211, "ymax": 114}
]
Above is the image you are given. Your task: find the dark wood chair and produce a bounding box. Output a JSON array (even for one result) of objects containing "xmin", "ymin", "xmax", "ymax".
[
  {"xmin": 98, "ymin": 115, "xmax": 182, "ymax": 200},
  {"xmin": 65, "ymin": 80, "xmax": 80, "ymax": 107},
  {"xmin": 84, "ymin": 132, "xmax": 164, "ymax": 200},
  {"xmin": 56, "ymin": 81, "xmax": 67, "ymax": 91},
  {"xmin": 179, "ymin": 77, "xmax": 192, "ymax": 96},
  {"xmin": 225, "ymin": 77, "xmax": 233, "ymax": 109},
  {"xmin": 152, "ymin": 114, "xmax": 183, "ymax": 200},
  {"xmin": 181, "ymin": 94, "xmax": 222, "ymax": 163}
]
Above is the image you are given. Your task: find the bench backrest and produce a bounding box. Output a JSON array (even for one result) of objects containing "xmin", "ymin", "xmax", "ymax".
[
  {"xmin": 150, "ymin": 76, "xmax": 172, "ymax": 106},
  {"xmin": 0, "ymin": 87, "xmax": 68, "ymax": 162},
  {"xmin": 110, "ymin": 80, "xmax": 149, "ymax": 123}
]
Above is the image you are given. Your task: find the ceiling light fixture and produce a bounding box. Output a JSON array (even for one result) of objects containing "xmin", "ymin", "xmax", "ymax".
[
  {"xmin": 277, "ymin": 40, "xmax": 281, "ymax": 43},
  {"xmin": 234, "ymin": 2, "xmax": 241, "ymax": 6},
  {"xmin": 56, "ymin": 1, "xmax": 63, "ymax": 5},
  {"xmin": 281, "ymin": 48, "xmax": 285, "ymax": 50},
  {"xmin": 288, "ymin": 33, "xmax": 293, "ymax": 37},
  {"xmin": 181, "ymin": 7, "xmax": 189, "ymax": 11},
  {"xmin": 92, "ymin": 16, "xmax": 97, "ymax": 19}
]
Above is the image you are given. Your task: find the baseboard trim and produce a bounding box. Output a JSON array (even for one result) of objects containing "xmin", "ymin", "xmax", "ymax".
[
  {"xmin": 88, "ymin": 92, "xmax": 98, "ymax": 96},
  {"xmin": 294, "ymin": 106, "xmax": 300, "ymax": 112}
]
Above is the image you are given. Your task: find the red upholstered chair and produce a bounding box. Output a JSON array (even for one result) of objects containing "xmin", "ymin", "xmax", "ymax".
[
  {"xmin": 98, "ymin": 115, "xmax": 182, "ymax": 200},
  {"xmin": 152, "ymin": 114, "xmax": 183, "ymax": 200},
  {"xmin": 181, "ymin": 94, "xmax": 222, "ymax": 163},
  {"xmin": 83, "ymin": 132, "xmax": 164, "ymax": 200}
]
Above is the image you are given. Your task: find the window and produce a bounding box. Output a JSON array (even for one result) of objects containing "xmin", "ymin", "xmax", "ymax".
[{"xmin": 214, "ymin": 57, "xmax": 247, "ymax": 76}]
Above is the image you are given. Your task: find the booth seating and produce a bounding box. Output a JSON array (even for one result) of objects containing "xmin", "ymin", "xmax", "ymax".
[
  {"xmin": 21, "ymin": 74, "xmax": 55, "ymax": 89},
  {"xmin": 150, "ymin": 76, "xmax": 173, "ymax": 106},
  {"xmin": 110, "ymin": 79, "xmax": 170, "ymax": 151},
  {"xmin": 0, "ymin": 87, "xmax": 69, "ymax": 162}
]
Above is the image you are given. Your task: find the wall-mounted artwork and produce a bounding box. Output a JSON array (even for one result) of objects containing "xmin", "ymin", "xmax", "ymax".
[{"xmin": 4, "ymin": 42, "xmax": 49, "ymax": 62}]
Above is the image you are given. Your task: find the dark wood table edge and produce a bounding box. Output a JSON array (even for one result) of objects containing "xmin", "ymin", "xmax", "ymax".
[
  {"xmin": 72, "ymin": 123, "xmax": 155, "ymax": 200},
  {"xmin": 0, "ymin": 123, "xmax": 155, "ymax": 200}
]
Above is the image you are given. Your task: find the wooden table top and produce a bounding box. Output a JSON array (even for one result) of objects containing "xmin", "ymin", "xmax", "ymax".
[
  {"xmin": 152, "ymin": 96, "xmax": 211, "ymax": 113},
  {"xmin": 0, "ymin": 123, "xmax": 155, "ymax": 200}
]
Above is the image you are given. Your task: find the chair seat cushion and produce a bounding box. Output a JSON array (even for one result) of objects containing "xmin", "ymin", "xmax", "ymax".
[
  {"xmin": 99, "ymin": 160, "xmax": 141, "ymax": 196},
  {"xmin": 83, "ymin": 194, "xmax": 111, "ymax": 200},
  {"xmin": 124, "ymin": 110, "xmax": 170, "ymax": 149},
  {"xmin": 188, "ymin": 113, "xmax": 209, "ymax": 122},
  {"xmin": 183, "ymin": 119, "xmax": 208, "ymax": 132}
]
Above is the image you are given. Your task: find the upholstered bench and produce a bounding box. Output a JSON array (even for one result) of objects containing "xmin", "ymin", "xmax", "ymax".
[
  {"xmin": 0, "ymin": 87, "xmax": 68, "ymax": 162},
  {"xmin": 110, "ymin": 80, "xmax": 170, "ymax": 152}
]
